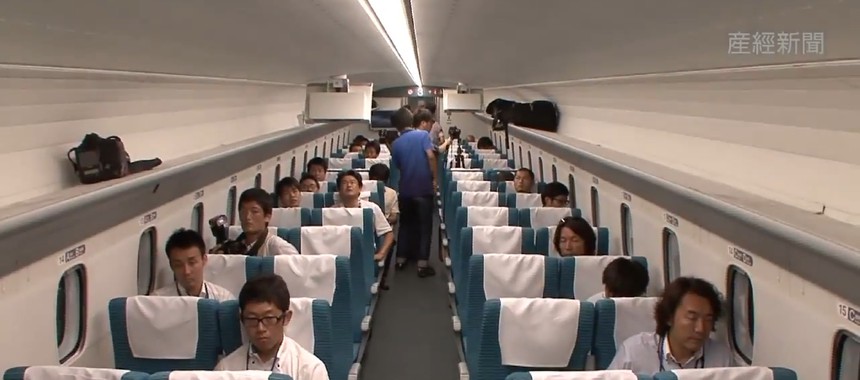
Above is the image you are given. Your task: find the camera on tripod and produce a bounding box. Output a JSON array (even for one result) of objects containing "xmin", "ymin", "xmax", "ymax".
[{"xmin": 448, "ymin": 126, "xmax": 461, "ymax": 141}]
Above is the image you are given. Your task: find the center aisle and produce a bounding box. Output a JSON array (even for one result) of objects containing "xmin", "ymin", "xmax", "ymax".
[{"xmin": 359, "ymin": 208, "xmax": 460, "ymax": 380}]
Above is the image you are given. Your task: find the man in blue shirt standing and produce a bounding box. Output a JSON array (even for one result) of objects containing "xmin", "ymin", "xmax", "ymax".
[{"xmin": 391, "ymin": 108, "xmax": 438, "ymax": 277}]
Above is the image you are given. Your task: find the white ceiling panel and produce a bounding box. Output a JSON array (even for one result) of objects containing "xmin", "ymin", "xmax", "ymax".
[{"xmin": 413, "ymin": 0, "xmax": 860, "ymax": 88}]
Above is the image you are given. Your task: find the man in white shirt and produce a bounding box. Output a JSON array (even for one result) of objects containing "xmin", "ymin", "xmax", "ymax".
[
  {"xmin": 368, "ymin": 164, "xmax": 399, "ymax": 227},
  {"xmin": 152, "ymin": 229, "xmax": 234, "ymax": 301},
  {"xmin": 334, "ymin": 170, "xmax": 394, "ymax": 262},
  {"xmin": 215, "ymin": 274, "xmax": 329, "ymax": 380},
  {"xmin": 237, "ymin": 188, "xmax": 299, "ymax": 256},
  {"xmin": 607, "ymin": 277, "xmax": 734, "ymax": 375},
  {"xmin": 585, "ymin": 257, "xmax": 649, "ymax": 303}
]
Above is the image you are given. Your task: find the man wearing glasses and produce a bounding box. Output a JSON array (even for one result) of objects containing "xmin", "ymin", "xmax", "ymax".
[
  {"xmin": 540, "ymin": 181, "xmax": 570, "ymax": 207},
  {"xmin": 215, "ymin": 274, "xmax": 329, "ymax": 380}
]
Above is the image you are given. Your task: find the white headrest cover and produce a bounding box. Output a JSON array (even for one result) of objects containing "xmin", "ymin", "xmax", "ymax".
[
  {"xmin": 516, "ymin": 193, "xmax": 543, "ymax": 208},
  {"xmin": 461, "ymin": 191, "xmax": 499, "ymax": 207},
  {"xmin": 286, "ymin": 297, "xmax": 316, "ymax": 352},
  {"xmin": 327, "ymin": 158, "xmax": 353, "ymax": 169},
  {"xmin": 166, "ymin": 370, "xmax": 276, "ymax": 380},
  {"xmin": 299, "ymin": 193, "xmax": 315, "ymax": 208},
  {"xmin": 504, "ymin": 181, "xmax": 516, "ymax": 193},
  {"xmin": 483, "ymin": 254, "xmax": 545, "ymax": 299},
  {"xmin": 125, "ymin": 296, "xmax": 199, "ymax": 359},
  {"xmin": 361, "ymin": 180, "xmax": 382, "ymax": 193},
  {"xmin": 610, "ymin": 297, "xmax": 660, "ymax": 348},
  {"xmin": 325, "ymin": 172, "xmax": 340, "ymax": 182},
  {"xmin": 472, "ymin": 226, "xmax": 523, "ymax": 255},
  {"xmin": 574, "ymin": 256, "xmax": 632, "ymax": 299},
  {"xmin": 270, "ymin": 208, "xmax": 303, "ymax": 229},
  {"xmin": 453, "ymin": 171, "xmax": 484, "ymax": 181},
  {"xmin": 478, "ymin": 153, "xmax": 501, "ymax": 160},
  {"xmin": 204, "ymin": 254, "xmax": 249, "ymax": 296},
  {"xmin": 228, "ymin": 226, "xmax": 278, "ymax": 241},
  {"xmin": 529, "ymin": 208, "xmax": 572, "ymax": 228},
  {"xmin": 300, "ymin": 226, "xmax": 352, "ymax": 256},
  {"xmin": 314, "ymin": 182, "xmax": 328, "ymax": 193},
  {"xmin": 498, "ymin": 298, "xmax": 580, "ymax": 367},
  {"xmin": 483, "ymin": 158, "xmax": 511, "ymax": 169},
  {"xmin": 670, "ymin": 367, "xmax": 776, "ymax": 380},
  {"xmin": 457, "ymin": 181, "xmax": 492, "ymax": 192},
  {"xmin": 343, "ymin": 152, "xmax": 360, "ymax": 159},
  {"xmin": 332, "ymin": 192, "xmax": 371, "ymax": 204},
  {"xmin": 322, "ymin": 208, "xmax": 366, "ymax": 229},
  {"xmin": 364, "ymin": 158, "xmax": 390, "ymax": 167},
  {"xmin": 466, "ymin": 207, "xmax": 509, "ymax": 227},
  {"xmin": 272, "ymin": 255, "xmax": 336, "ymax": 303},
  {"xmin": 528, "ymin": 370, "xmax": 639, "ymax": 380},
  {"xmin": 23, "ymin": 366, "xmax": 131, "ymax": 380},
  {"xmin": 475, "ymin": 149, "xmax": 496, "ymax": 154}
]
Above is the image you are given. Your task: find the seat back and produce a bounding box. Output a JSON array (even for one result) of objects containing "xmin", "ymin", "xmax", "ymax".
[
  {"xmin": 108, "ymin": 296, "xmax": 221, "ymax": 372},
  {"xmin": 458, "ymin": 226, "xmax": 537, "ymax": 306},
  {"xmin": 559, "ymin": 256, "xmax": 649, "ymax": 300},
  {"xmin": 476, "ymin": 298, "xmax": 595, "ymax": 380},
  {"xmin": 2, "ymin": 366, "xmax": 148, "ymax": 380},
  {"xmin": 480, "ymin": 158, "xmax": 515, "ymax": 170},
  {"xmin": 536, "ymin": 226, "xmax": 610, "ymax": 256},
  {"xmin": 452, "ymin": 206, "xmax": 518, "ymax": 282},
  {"xmin": 227, "ymin": 226, "xmax": 278, "ymax": 241},
  {"xmin": 505, "ymin": 370, "xmax": 652, "ymax": 380},
  {"xmin": 299, "ymin": 193, "xmax": 321, "ymax": 208},
  {"xmin": 447, "ymin": 191, "xmax": 501, "ymax": 228},
  {"xmin": 203, "ymin": 255, "xmax": 262, "ymax": 296},
  {"xmin": 327, "ymin": 158, "xmax": 355, "ymax": 170},
  {"xmin": 217, "ymin": 298, "xmax": 334, "ymax": 373},
  {"xmin": 310, "ymin": 208, "xmax": 377, "ymax": 296},
  {"xmin": 518, "ymin": 208, "xmax": 580, "ymax": 228},
  {"xmin": 149, "ymin": 371, "xmax": 294, "ymax": 380},
  {"xmin": 466, "ymin": 255, "xmax": 560, "ymax": 352},
  {"xmin": 593, "ymin": 297, "xmax": 660, "ymax": 369},
  {"xmin": 505, "ymin": 193, "xmax": 543, "ymax": 208},
  {"xmin": 269, "ymin": 208, "xmax": 311, "ymax": 228},
  {"xmin": 653, "ymin": 367, "xmax": 798, "ymax": 380},
  {"xmin": 261, "ymin": 255, "xmax": 352, "ymax": 380}
]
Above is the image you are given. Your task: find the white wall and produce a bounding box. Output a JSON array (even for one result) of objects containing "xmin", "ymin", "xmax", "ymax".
[
  {"xmin": 0, "ymin": 65, "xmax": 307, "ymax": 209},
  {"xmin": 484, "ymin": 62, "xmax": 860, "ymax": 225}
]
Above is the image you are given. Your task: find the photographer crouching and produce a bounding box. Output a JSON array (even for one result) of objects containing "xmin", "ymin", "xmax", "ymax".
[{"xmin": 209, "ymin": 188, "xmax": 299, "ymax": 256}]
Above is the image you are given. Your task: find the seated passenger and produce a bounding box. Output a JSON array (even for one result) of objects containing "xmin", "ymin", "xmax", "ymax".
[
  {"xmin": 334, "ymin": 170, "xmax": 394, "ymax": 262},
  {"xmin": 306, "ymin": 157, "xmax": 328, "ymax": 182},
  {"xmin": 554, "ymin": 216, "xmax": 596, "ymax": 256},
  {"xmin": 363, "ymin": 140, "xmax": 381, "ymax": 159},
  {"xmin": 466, "ymin": 134, "xmax": 476, "ymax": 143},
  {"xmin": 368, "ymin": 163, "xmax": 399, "ymax": 226},
  {"xmin": 541, "ymin": 181, "xmax": 570, "ymax": 207},
  {"xmin": 514, "ymin": 168, "xmax": 535, "ymax": 193},
  {"xmin": 607, "ymin": 277, "xmax": 733, "ymax": 374},
  {"xmin": 586, "ymin": 257, "xmax": 649, "ymax": 302},
  {"xmin": 215, "ymin": 274, "xmax": 329, "ymax": 380},
  {"xmin": 299, "ymin": 174, "xmax": 320, "ymax": 193},
  {"xmin": 276, "ymin": 177, "xmax": 301, "ymax": 208},
  {"xmin": 476, "ymin": 136, "xmax": 494, "ymax": 150},
  {"xmin": 237, "ymin": 188, "xmax": 299, "ymax": 256},
  {"xmin": 348, "ymin": 142, "xmax": 363, "ymax": 153},
  {"xmin": 152, "ymin": 229, "xmax": 234, "ymax": 301},
  {"xmin": 353, "ymin": 135, "xmax": 369, "ymax": 146}
]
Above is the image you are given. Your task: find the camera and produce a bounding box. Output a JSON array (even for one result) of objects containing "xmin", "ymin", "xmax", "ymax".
[
  {"xmin": 448, "ymin": 126, "xmax": 461, "ymax": 141},
  {"xmin": 208, "ymin": 215, "xmax": 248, "ymax": 255}
]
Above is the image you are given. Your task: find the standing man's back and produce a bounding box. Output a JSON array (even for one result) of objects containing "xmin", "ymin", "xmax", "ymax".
[{"xmin": 391, "ymin": 108, "xmax": 437, "ymax": 277}]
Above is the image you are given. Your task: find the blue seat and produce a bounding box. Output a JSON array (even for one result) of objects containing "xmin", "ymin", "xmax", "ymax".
[
  {"xmin": 218, "ymin": 298, "xmax": 336, "ymax": 379},
  {"xmin": 309, "ymin": 208, "xmax": 378, "ymax": 294},
  {"xmin": 458, "ymin": 226, "xmax": 538, "ymax": 307},
  {"xmin": 260, "ymin": 255, "xmax": 353, "ymax": 380},
  {"xmin": 475, "ymin": 298, "xmax": 595, "ymax": 380},
  {"xmin": 559, "ymin": 256, "xmax": 649, "ymax": 300},
  {"xmin": 108, "ymin": 296, "xmax": 221, "ymax": 372},
  {"xmin": 203, "ymin": 255, "xmax": 262, "ymax": 296},
  {"xmin": 150, "ymin": 371, "xmax": 294, "ymax": 380},
  {"xmin": 451, "ymin": 206, "xmax": 518, "ymax": 284},
  {"xmin": 506, "ymin": 370, "xmax": 653, "ymax": 380},
  {"xmin": 535, "ymin": 226, "xmax": 610, "ymax": 256},
  {"xmin": 654, "ymin": 367, "xmax": 798, "ymax": 380},
  {"xmin": 3, "ymin": 366, "xmax": 148, "ymax": 380},
  {"xmin": 466, "ymin": 255, "xmax": 560, "ymax": 371},
  {"xmin": 593, "ymin": 297, "xmax": 661, "ymax": 369},
  {"xmin": 446, "ymin": 191, "xmax": 504, "ymax": 230}
]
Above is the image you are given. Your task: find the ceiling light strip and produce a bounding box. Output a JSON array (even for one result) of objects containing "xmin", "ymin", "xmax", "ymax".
[{"xmin": 357, "ymin": 0, "xmax": 422, "ymax": 86}]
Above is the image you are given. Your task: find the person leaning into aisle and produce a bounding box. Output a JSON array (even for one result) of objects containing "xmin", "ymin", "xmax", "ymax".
[
  {"xmin": 152, "ymin": 228, "xmax": 234, "ymax": 301},
  {"xmin": 215, "ymin": 274, "xmax": 329, "ymax": 380}
]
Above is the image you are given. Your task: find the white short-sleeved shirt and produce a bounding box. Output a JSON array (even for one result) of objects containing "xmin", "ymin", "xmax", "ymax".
[
  {"xmin": 215, "ymin": 335, "xmax": 329, "ymax": 380},
  {"xmin": 151, "ymin": 280, "xmax": 235, "ymax": 301},
  {"xmin": 334, "ymin": 199, "xmax": 393, "ymax": 237},
  {"xmin": 254, "ymin": 233, "xmax": 299, "ymax": 256},
  {"xmin": 607, "ymin": 331, "xmax": 734, "ymax": 375},
  {"xmin": 382, "ymin": 187, "xmax": 399, "ymax": 219}
]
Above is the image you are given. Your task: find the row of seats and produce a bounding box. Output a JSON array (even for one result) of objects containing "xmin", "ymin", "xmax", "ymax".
[
  {"xmin": 4, "ymin": 367, "xmax": 295, "ymax": 380},
  {"xmin": 110, "ymin": 255, "xmax": 351, "ymax": 378},
  {"xmin": 503, "ymin": 366, "xmax": 797, "ymax": 380}
]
